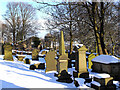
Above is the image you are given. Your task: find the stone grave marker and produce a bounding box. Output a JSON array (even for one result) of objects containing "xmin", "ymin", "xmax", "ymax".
[
  {"xmin": 57, "ymin": 31, "xmax": 69, "ymax": 74},
  {"xmin": 45, "ymin": 50, "xmax": 57, "ymax": 72},
  {"xmin": 32, "ymin": 49, "xmax": 39, "ymax": 60},
  {"xmin": 4, "ymin": 43, "xmax": 13, "ymax": 61},
  {"xmin": 24, "ymin": 58, "xmax": 31, "ymax": 64},
  {"xmin": 73, "ymin": 45, "xmax": 89, "ymax": 78},
  {"xmin": 55, "ymin": 31, "xmax": 72, "ymax": 83},
  {"xmin": 88, "ymin": 53, "xmax": 96, "ymax": 69}
]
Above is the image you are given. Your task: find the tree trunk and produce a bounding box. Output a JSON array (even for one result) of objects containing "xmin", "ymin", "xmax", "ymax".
[
  {"xmin": 69, "ymin": 3, "xmax": 73, "ymax": 55},
  {"xmin": 92, "ymin": 2, "xmax": 103, "ymax": 55},
  {"xmin": 100, "ymin": 2, "xmax": 108, "ymax": 55}
]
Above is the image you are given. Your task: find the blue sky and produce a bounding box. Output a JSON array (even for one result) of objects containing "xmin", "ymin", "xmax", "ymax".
[
  {"xmin": 0, "ymin": 0, "xmax": 51, "ymax": 38},
  {"xmin": 0, "ymin": 0, "xmax": 119, "ymax": 38}
]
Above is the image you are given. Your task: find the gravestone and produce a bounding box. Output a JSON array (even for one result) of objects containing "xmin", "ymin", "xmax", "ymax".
[
  {"xmin": 88, "ymin": 53, "xmax": 96, "ymax": 69},
  {"xmin": 32, "ymin": 49, "xmax": 39, "ymax": 60},
  {"xmin": 57, "ymin": 31, "xmax": 69, "ymax": 74},
  {"xmin": 4, "ymin": 43, "xmax": 13, "ymax": 61},
  {"xmin": 24, "ymin": 58, "xmax": 30, "ymax": 64},
  {"xmin": 73, "ymin": 45, "xmax": 89, "ymax": 78},
  {"xmin": 45, "ymin": 50, "xmax": 57, "ymax": 72},
  {"xmin": 91, "ymin": 74, "xmax": 116, "ymax": 90}
]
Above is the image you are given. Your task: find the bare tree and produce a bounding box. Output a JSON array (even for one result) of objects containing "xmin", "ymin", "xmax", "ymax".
[{"xmin": 3, "ymin": 2, "xmax": 37, "ymax": 45}]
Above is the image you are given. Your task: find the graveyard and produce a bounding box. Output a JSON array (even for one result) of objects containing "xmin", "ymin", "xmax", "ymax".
[
  {"xmin": 0, "ymin": 30, "xmax": 120, "ymax": 90},
  {"xmin": 0, "ymin": 1, "xmax": 120, "ymax": 90}
]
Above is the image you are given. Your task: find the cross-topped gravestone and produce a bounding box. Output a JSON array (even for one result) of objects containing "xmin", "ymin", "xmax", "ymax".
[
  {"xmin": 45, "ymin": 50, "xmax": 57, "ymax": 72},
  {"xmin": 4, "ymin": 43, "xmax": 13, "ymax": 61}
]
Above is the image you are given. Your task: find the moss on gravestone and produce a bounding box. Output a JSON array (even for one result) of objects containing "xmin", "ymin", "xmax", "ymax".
[
  {"xmin": 32, "ymin": 49, "xmax": 39, "ymax": 60},
  {"xmin": 4, "ymin": 43, "xmax": 13, "ymax": 61}
]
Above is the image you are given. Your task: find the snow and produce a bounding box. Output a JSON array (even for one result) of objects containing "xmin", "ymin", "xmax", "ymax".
[
  {"xmin": 0, "ymin": 55, "xmax": 76, "ymax": 88},
  {"xmin": 113, "ymin": 81, "xmax": 120, "ymax": 88},
  {"xmin": 92, "ymin": 55, "xmax": 120, "ymax": 64},
  {"xmin": 91, "ymin": 81, "xmax": 101, "ymax": 86},
  {"xmin": 38, "ymin": 49, "xmax": 49, "ymax": 56},
  {"xmin": 94, "ymin": 73, "xmax": 110, "ymax": 79},
  {"xmin": 88, "ymin": 69, "xmax": 111, "ymax": 79},
  {"xmin": 0, "ymin": 54, "xmax": 119, "ymax": 89},
  {"xmin": 75, "ymin": 78, "xmax": 89, "ymax": 88},
  {"xmin": 16, "ymin": 54, "xmax": 26, "ymax": 57}
]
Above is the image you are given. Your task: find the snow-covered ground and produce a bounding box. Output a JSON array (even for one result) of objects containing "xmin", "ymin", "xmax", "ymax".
[
  {"xmin": 0, "ymin": 55, "xmax": 76, "ymax": 88},
  {"xmin": 0, "ymin": 55, "xmax": 119, "ymax": 89}
]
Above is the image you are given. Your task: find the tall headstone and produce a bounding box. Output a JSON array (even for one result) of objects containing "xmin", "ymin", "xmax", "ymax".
[
  {"xmin": 59, "ymin": 31, "xmax": 65, "ymax": 55},
  {"xmin": 88, "ymin": 53, "xmax": 96, "ymax": 69},
  {"xmin": 4, "ymin": 43, "xmax": 13, "ymax": 61},
  {"xmin": 57, "ymin": 31, "xmax": 69, "ymax": 74},
  {"xmin": 56, "ymin": 31, "xmax": 72, "ymax": 83},
  {"xmin": 32, "ymin": 49, "xmax": 39, "ymax": 60},
  {"xmin": 45, "ymin": 50, "xmax": 57, "ymax": 72},
  {"xmin": 73, "ymin": 45, "xmax": 89, "ymax": 78}
]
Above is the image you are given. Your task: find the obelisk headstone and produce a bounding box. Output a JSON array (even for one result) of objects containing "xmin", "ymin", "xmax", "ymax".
[{"xmin": 57, "ymin": 31, "xmax": 69, "ymax": 74}]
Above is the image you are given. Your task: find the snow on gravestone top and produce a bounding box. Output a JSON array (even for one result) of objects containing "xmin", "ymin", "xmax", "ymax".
[
  {"xmin": 94, "ymin": 73, "xmax": 110, "ymax": 79},
  {"xmin": 91, "ymin": 81, "xmax": 101, "ymax": 86},
  {"xmin": 92, "ymin": 55, "xmax": 120, "ymax": 64}
]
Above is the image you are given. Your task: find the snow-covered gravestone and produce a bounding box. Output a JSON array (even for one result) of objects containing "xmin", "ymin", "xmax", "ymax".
[
  {"xmin": 91, "ymin": 73, "xmax": 116, "ymax": 90},
  {"xmin": 4, "ymin": 43, "xmax": 13, "ymax": 61},
  {"xmin": 92, "ymin": 55, "xmax": 120, "ymax": 80},
  {"xmin": 45, "ymin": 50, "xmax": 57, "ymax": 72},
  {"xmin": 73, "ymin": 45, "xmax": 89, "ymax": 78}
]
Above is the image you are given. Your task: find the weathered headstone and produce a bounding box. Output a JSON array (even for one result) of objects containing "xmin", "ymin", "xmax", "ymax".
[
  {"xmin": 73, "ymin": 45, "xmax": 89, "ymax": 78},
  {"xmin": 57, "ymin": 31, "xmax": 69, "ymax": 74},
  {"xmin": 4, "ymin": 43, "xmax": 13, "ymax": 61},
  {"xmin": 45, "ymin": 50, "xmax": 57, "ymax": 72},
  {"xmin": 32, "ymin": 49, "xmax": 39, "ymax": 60},
  {"xmin": 88, "ymin": 53, "xmax": 96, "ymax": 69},
  {"xmin": 57, "ymin": 54, "xmax": 69, "ymax": 74}
]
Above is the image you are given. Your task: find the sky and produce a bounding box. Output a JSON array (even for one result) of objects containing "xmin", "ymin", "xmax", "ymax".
[
  {"xmin": 0, "ymin": 0, "xmax": 119, "ymax": 39},
  {"xmin": 0, "ymin": 0, "xmax": 51, "ymax": 39}
]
